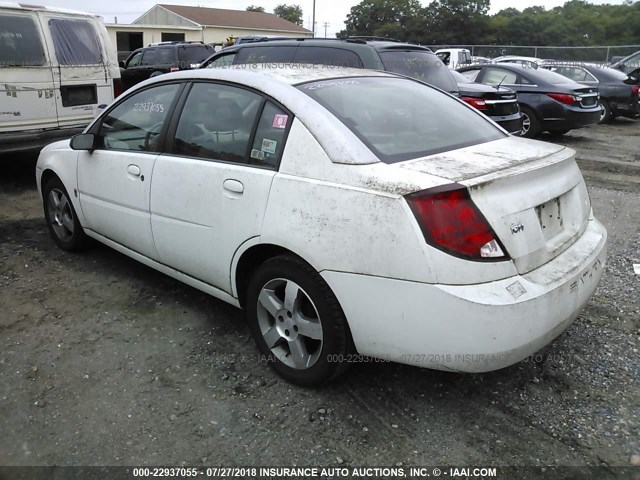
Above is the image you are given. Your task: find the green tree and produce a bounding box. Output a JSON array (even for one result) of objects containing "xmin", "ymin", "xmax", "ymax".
[
  {"xmin": 273, "ymin": 4, "xmax": 303, "ymax": 26},
  {"xmin": 422, "ymin": 0, "xmax": 491, "ymax": 44},
  {"xmin": 337, "ymin": 0, "xmax": 423, "ymax": 41},
  {"xmin": 246, "ymin": 5, "xmax": 265, "ymax": 12}
]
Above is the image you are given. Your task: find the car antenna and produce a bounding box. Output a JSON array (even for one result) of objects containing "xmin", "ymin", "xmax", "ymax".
[{"xmin": 495, "ymin": 74, "xmax": 507, "ymax": 91}]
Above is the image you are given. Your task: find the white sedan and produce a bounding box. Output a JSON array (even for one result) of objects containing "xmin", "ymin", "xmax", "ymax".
[{"xmin": 36, "ymin": 66, "xmax": 607, "ymax": 386}]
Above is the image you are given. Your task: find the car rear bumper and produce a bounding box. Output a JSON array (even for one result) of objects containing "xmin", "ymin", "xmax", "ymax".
[
  {"xmin": 541, "ymin": 107, "xmax": 601, "ymax": 132},
  {"xmin": 0, "ymin": 126, "xmax": 85, "ymax": 155},
  {"xmin": 493, "ymin": 114, "xmax": 523, "ymax": 134},
  {"xmin": 612, "ymin": 99, "xmax": 640, "ymax": 119},
  {"xmin": 322, "ymin": 217, "xmax": 607, "ymax": 372}
]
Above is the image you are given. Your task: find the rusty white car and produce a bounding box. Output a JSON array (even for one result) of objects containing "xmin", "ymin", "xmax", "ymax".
[{"xmin": 36, "ymin": 66, "xmax": 607, "ymax": 386}]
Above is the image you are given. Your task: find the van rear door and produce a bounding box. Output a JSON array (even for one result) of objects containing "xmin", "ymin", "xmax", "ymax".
[
  {"xmin": 0, "ymin": 10, "xmax": 58, "ymax": 133},
  {"xmin": 39, "ymin": 13, "xmax": 114, "ymax": 129}
]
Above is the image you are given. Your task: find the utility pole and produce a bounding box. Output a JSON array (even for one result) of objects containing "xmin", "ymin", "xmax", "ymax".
[
  {"xmin": 323, "ymin": 21, "xmax": 330, "ymax": 38},
  {"xmin": 312, "ymin": 0, "xmax": 316, "ymax": 37}
]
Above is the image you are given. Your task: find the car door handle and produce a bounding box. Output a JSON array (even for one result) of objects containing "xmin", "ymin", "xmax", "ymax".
[
  {"xmin": 127, "ymin": 164, "xmax": 141, "ymax": 176},
  {"xmin": 223, "ymin": 179, "xmax": 244, "ymax": 194}
]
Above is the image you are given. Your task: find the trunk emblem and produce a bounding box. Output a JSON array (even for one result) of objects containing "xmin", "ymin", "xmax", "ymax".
[{"xmin": 511, "ymin": 223, "xmax": 525, "ymax": 234}]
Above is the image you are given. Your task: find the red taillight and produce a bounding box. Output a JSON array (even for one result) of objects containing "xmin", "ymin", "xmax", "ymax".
[
  {"xmin": 461, "ymin": 96, "xmax": 487, "ymax": 110},
  {"xmin": 632, "ymin": 85, "xmax": 640, "ymax": 98},
  {"xmin": 406, "ymin": 185, "xmax": 508, "ymax": 261},
  {"xmin": 113, "ymin": 78, "xmax": 123, "ymax": 98},
  {"xmin": 547, "ymin": 93, "xmax": 577, "ymax": 105},
  {"xmin": 170, "ymin": 66, "xmax": 180, "ymax": 72}
]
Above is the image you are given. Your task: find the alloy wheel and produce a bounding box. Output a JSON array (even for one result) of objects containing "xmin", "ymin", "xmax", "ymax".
[
  {"xmin": 47, "ymin": 188, "xmax": 75, "ymax": 242},
  {"xmin": 521, "ymin": 112, "xmax": 531, "ymax": 136},
  {"xmin": 256, "ymin": 278, "xmax": 323, "ymax": 370}
]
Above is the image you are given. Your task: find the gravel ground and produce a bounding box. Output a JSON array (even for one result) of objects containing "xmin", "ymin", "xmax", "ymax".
[{"xmin": 0, "ymin": 120, "xmax": 638, "ymax": 477}]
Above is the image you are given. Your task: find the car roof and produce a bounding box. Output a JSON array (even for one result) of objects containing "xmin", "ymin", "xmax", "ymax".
[
  {"xmin": 0, "ymin": 1, "xmax": 98, "ymax": 15},
  {"xmin": 132, "ymin": 65, "xmax": 395, "ymax": 166},
  {"xmin": 145, "ymin": 64, "xmax": 394, "ymax": 87},
  {"xmin": 218, "ymin": 38, "xmax": 429, "ymax": 53}
]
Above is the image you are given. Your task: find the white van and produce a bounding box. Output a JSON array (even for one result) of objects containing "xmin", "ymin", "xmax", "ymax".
[
  {"xmin": 0, "ymin": 3, "xmax": 120, "ymax": 154},
  {"xmin": 435, "ymin": 48, "xmax": 472, "ymax": 70}
]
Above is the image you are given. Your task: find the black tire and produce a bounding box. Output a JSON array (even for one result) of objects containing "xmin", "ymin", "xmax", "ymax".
[
  {"xmin": 43, "ymin": 177, "xmax": 89, "ymax": 251},
  {"xmin": 548, "ymin": 129, "xmax": 570, "ymax": 137},
  {"xmin": 246, "ymin": 255, "xmax": 353, "ymax": 387},
  {"xmin": 520, "ymin": 106, "xmax": 541, "ymax": 138},
  {"xmin": 599, "ymin": 100, "xmax": 613, "ymax": 123}
]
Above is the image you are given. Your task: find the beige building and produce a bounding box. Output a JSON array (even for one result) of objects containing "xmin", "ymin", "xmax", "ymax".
[{"xmin": 106, "ymin": 4, "xmax": 312, "ymax": 61}]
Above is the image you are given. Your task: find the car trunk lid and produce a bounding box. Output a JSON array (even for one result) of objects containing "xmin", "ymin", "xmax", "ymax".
[{"xmin": 397, "ymin": 137, "xmax": 591, "ymax": 274}]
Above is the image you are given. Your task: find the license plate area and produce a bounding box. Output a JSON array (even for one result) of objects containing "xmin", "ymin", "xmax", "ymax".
[{"xmin": 536, "ymin": 196, "xmax": 564, "ymax": 240}]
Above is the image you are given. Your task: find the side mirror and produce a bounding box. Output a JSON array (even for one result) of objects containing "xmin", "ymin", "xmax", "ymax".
[
  {"xmin": 119, "ymin": 60, "xmax": 126, "ymax": 68},
  {"xmin": 70, "ymin": 133, "xmax": 96, "ymax": 151}
]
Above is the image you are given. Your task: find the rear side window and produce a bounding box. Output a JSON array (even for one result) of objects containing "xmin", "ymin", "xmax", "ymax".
[
  {"xmin": 142, "ymin": 48, "xmax": 175, "ymax": 65},
  {"xmin": 206, "ymin": 53, "xmax": 236, "ymax": 68},
  {"xmin": 294, "ymin": 47, "xmax": 363, "ymax": 68},
  {"xmin": 0, "ymin": 14, "xmax": 45, "ymax": 66},
  {"xmin": 299, "ymin": 77, "xmax": 505, "ymax": 163},
  {"xmin": 378, "ymin": 51, "xmax": 458, "ymax": 93},
  {"xmin": 249, "ymin": 102, "xmax": 291, "ymax": 168},
  {"xmin": 49, "ymin": 19, "xmax": 102, "ymax": 65},
  {"xmin": 173, "ymin": 83, "xmax": 262, "ymax": 163},
  {"xmin": 234, "ymin": 46, "xmax": 298, "ymax": 64}
]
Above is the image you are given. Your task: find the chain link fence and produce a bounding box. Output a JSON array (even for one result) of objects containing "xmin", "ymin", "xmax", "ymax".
[{"xmin": 426, "ymin": 45, "xmax": 640, "ymax": 63}]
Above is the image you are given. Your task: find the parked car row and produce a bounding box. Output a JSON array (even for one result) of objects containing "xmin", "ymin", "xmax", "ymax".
[{"xmin": 114, "ymin": 37, "xmax": 640, "ymax": 141}]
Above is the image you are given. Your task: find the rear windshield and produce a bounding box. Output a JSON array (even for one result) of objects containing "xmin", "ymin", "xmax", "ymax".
[
  {"xmin": 378, "ymin": 50, "xmax": 458, "ymax": 93},
  {"xmin": 49, "ymin": 19, "xmax": 102, "ymax": 65},
  {"xmin": 177, "ymin": 45, "xmax": 214, "ymax": 63},
  {"xmin": 524, "ymin": 67, "xmax": 580, "ymax": 85},
  {"xmin": 298, "ymin": 77, "xmax": 504, "ymax": 163},
  {"xmin": 0, "ymin": 14, "xmax": 45, "ymax": 66},
  {"xmin": 594, "ymin": 66, "xmax": 631, "ymax": 81}
]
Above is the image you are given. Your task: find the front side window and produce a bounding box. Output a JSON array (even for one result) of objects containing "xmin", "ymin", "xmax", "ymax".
[
  {"xmin": 299, "ymin": 77, "xmax": 505, "ymax": 164},
  {"xmin": 96, "ymin": 83, "xmax": 181, "ymax": 152},
  {"xmin": 0, "ymin": 14, "xmax": 46, "ymax": 66},
  {"xmin": 49, "ymin": 19, "xmax": 101, "ymax": 65},
  {"xmin": 173, "ymin": 83, "xmax": 262, "ymax": 163},
  {"xmin": 436, "ymin": 52, "xmax": 450, "ymax": 66},
  {"xmin": 127, "ymin": 51, "xmax": 143, "ymax": 68}
]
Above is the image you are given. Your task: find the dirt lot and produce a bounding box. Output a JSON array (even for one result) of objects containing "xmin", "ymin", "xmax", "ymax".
[{"xmin": 0, "ymin": 120, "xmax": 638, "ymax": 476}]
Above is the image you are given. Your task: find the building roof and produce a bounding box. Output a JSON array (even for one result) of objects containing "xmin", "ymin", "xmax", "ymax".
[{"xmin": 157, "ymin": 4, "xmax": 310, "ymax": 33}]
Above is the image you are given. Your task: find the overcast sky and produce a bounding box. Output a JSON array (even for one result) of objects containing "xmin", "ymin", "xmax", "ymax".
[{"xmin": 47, "ymin": 0, "xmax": 630, "ymax": 37}]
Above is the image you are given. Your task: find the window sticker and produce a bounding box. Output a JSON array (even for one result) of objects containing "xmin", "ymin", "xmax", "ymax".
[
  {"xmin": 261, "ymin": 139, "xmax": 277, "ymax": 154},
  {"xmin": 250, "ymin": 148, "xmax": 265, "ymax": 161},
  {"xmin": 272, "ymin": 113, "xmax": 288, "ymax": 129}
]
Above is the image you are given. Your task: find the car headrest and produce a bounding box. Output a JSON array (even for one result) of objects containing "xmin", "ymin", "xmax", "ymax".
[{"xmin": 204, "ymin": 98, "xmax": 244, "ymax": 132}]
